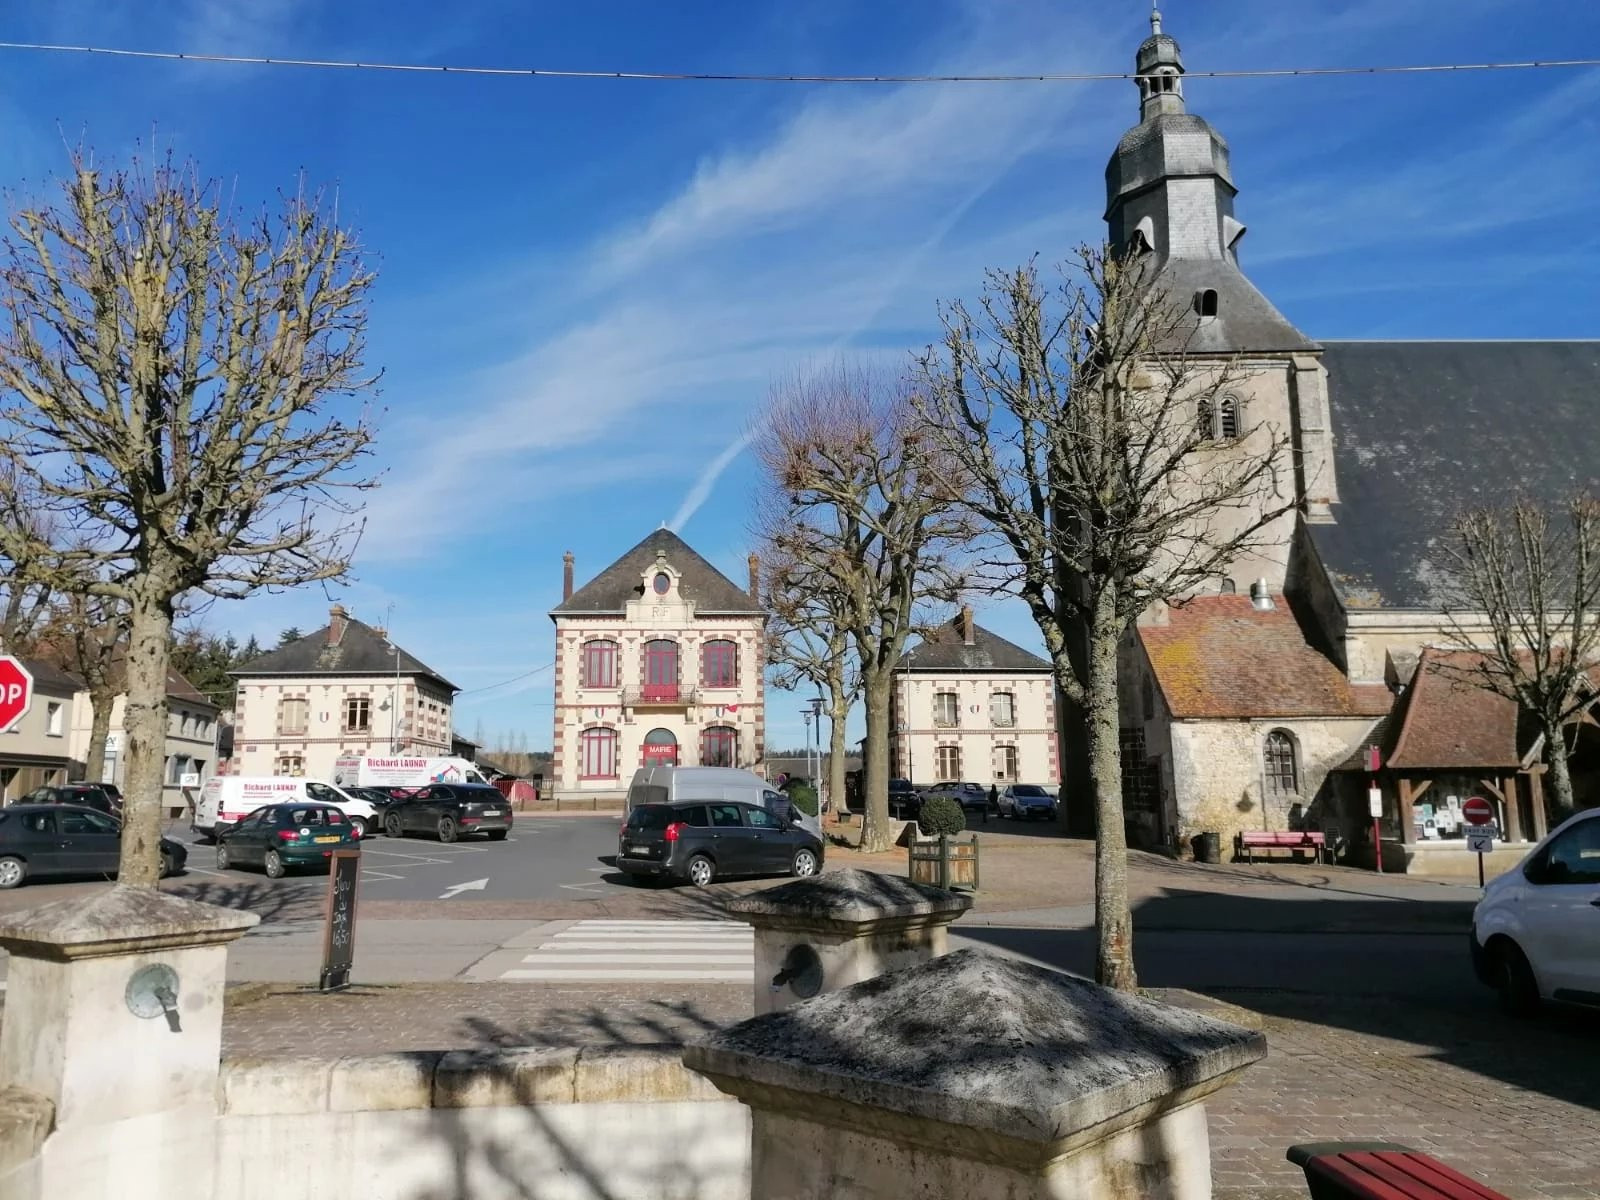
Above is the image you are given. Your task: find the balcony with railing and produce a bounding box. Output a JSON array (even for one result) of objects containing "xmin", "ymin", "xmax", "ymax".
[{"xmin": 622, "ymin": 686, "xmax": 698, "ymax": 708}]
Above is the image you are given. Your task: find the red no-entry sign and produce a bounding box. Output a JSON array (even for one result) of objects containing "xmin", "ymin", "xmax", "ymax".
[
  {"xmin": 1463, "ymin": 795, "xmax": 1495, "ymax": 826},
  {"xmin": 0, "ymin": 656, "xmax": 34, "ymax": 735}
]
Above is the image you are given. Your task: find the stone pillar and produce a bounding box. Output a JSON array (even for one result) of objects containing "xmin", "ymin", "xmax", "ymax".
[
  {"xmin": 724, "ymin": 868, "xmax": 971, "ymax": 1015},
  {"xmin": 0, "ymin": 886, "xmax": 258, "ymax": 1200},
  {"xmin": 686, "ymin": 948, "xmax": 1266, "ymax": 1200}
]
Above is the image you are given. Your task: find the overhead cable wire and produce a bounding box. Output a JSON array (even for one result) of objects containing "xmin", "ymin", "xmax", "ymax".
[{"xmin": 0, "ymin": 40, "xmax": 1597, "ymax": 84}]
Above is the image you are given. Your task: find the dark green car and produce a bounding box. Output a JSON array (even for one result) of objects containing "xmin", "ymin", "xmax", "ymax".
[{"xmin": 215, "ymin": 803, "xmax": 360, "ymax": 878}]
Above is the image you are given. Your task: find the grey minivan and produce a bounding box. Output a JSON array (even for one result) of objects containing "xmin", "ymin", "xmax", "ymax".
[{"xmin": 616, "ymin": 799, "xmax": 824, "ymax": 888}]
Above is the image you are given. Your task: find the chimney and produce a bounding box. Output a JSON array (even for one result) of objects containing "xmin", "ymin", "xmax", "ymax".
[
  {"xmin": 747, "ymin": 553, "xmax": 761, "ymax": 601},
  {"xmin": 562, "ymin": 551, "xmax": 575, "ymax": 602},
  {"xmin": 961, "ymin": 604, "xmax": 975, "ymax": 647},
  {"xmin": 1250, "ymin": 578, "xmax": 1276, "ymax": 612},
  {"xmin": 328, "ymin": 604, "xmax": 348, "ymax": 645}
]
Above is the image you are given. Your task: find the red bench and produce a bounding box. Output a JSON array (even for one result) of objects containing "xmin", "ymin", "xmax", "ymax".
[
  {"xmin": 1287, "ymin": 1142, "xmax": 1509, "ymax": 1199},
  {"xmin": 1236, "ymin": 829, "xmax": 1330, "ymax": 865}
]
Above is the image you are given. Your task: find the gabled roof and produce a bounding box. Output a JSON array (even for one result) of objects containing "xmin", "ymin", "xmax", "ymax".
[
  {"xmin": 164, "ymin": 668, "xmax": 218, "ymax": 710},
  {"xmin": 1138, "ymin": 594, "xmax": 1392, "ymax": 720},
  {"xmin": 1315, "ymin": 340, "xmax": 1600, "ymax": 610},
  {"xmin": 232, "ymin": 615, "xmax": 457, "ymax": 691},
  {"xmin": 1384, "ymin": 648, "xmax": 1521, "ymax": 771},
  {"xmin": 552, "ymin": 529, "xmax": 763, "ymax": 617},
  {"xmin": 897, "ymin": 616, "xmax": 1051, "ymax": 673},
  {"xmin": 17, "ymin": 657, "xmax": 82, "ymax": 695}
]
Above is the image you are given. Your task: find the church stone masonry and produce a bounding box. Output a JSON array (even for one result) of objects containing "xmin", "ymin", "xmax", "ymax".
[
  {"xmin": 1104, "ymin": 12, "xmax": 1600, "ymax": 875},
  {"xmin": 548, "ymin": 529, "xmax": 768, "ymax": 804}
]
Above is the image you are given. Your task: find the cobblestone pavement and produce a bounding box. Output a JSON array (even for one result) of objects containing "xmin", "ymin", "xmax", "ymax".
[{"xmin": 221, "ymin": 981, "xmax": 1599, "ymax": 1199}]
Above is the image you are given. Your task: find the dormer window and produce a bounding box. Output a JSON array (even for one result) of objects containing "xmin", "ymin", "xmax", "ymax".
[
  {"xmin": 1194, "ymin": 289, "xmax": 1219, "ymax": 318},
  {"xmin": 652, "ymin": 572, "xmax": 671, "ymax": 596}
]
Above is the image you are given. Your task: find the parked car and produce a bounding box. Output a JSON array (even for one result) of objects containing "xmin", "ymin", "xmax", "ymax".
[
  {"xmin": 998, "ymin": 784, "xmax": 1058, "ymax": 821},
  {"xmin": 888, "ymin": 779, "xmax": 922, "ymax": 819},
  {"xmin": 22, "ymin": 782, "xmax": 122, "ymax": 818},
  {"xmin": 214, "ymin": 803, "xmax": 360, "ymax": 879},
  {"xmin": 921, "ymin": 781, "xmax": 992, "ymax": 816},
  {"xmin": 0, "ymin": 804, "xmax": 185, "ymax": 889},
  {"xmin": 616, "ymin": 799, "xmax": 824, "ymax": 888},
  {"xmin": 195, "ymin": 776, "xmax": 382, "ymax": 840},
  {"xmin": 1471, "ymin": 805, "xmax": 1600, "ymax": 1015},
  {"xmin": 382, "ymin": 783, "xmax": 512, "ymax": 842}
]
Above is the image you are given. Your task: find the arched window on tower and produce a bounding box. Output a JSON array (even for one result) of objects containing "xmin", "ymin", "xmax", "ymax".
[
  {"xmin": 1218, "ymin": 395, "xmax": 1239, "ymax": 440},
  {"xmin": 1196, "ymin": 397, "xmax": 1214, "ymax": 440}
]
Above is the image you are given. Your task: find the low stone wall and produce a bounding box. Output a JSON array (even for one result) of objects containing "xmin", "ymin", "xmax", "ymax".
[{"xmin": 19, "ymin": 1047, "xmax": 748, "ymax": 1200}]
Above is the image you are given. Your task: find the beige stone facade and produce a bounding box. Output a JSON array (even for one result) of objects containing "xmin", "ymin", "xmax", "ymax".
[
  {"xmin": 231, "ymin": 606, "xmax": 456, "ymax": 783},
  {"xmin": 890, "ymin": 612, "xmax": 1058, "ymax": 789},
  {"xmin": 67, "ymin": 672, "xmax": 221, "ymax": 807},
  {"xmin": 0, "ymin": 660, "xmax": 79, "ymax": 803},
  {"xmin": 550, "ymin": 531, "xmax": 766, "ymax": 802}
]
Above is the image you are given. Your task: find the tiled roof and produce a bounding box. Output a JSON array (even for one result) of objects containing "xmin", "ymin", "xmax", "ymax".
[
  {"xmin": 165, "ymin": 668, "xmax": 218, "ymax": 710},
  {"xmin": 897, "ymin": 617, "xmax": 1052, "ymax": 673},
  {"xmin": 553, "ymin": 529, "xmax": 763, "ymax": 617},
  {"xmin": 1138, "ymin": 594, "xmax": 1392, "ymax": 720},
  {"xmin": 1315, "ymin": 340, "xmax": 1600, "ymax": 610},
  {"xmin": 1385, "ymin": 649, "xmax": 1521, "ymax": 770},
  {"xmin": 232, "ymin": 616, "xmax": 457, "ymax": 691}
]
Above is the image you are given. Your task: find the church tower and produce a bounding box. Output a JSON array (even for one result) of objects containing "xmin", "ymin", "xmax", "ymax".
[{"xmin": 1105, "ymin": 9, "xmax": 1338, "ymax": 553}]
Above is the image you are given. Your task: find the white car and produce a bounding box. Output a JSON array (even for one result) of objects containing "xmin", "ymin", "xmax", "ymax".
[{"xmin": 1471, "ymin": 806, "xmax": 1600, "ymax": 1014}]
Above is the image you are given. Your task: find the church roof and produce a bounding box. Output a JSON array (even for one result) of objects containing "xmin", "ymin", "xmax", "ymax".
[
  {"xmin": 1138, "ymin": 594, "xmax": 1392, "ymax": 720},
  {"xmin": 233, "ymin": 615, "xmax": 457, "ymax": 691},
  {"xmin": 897, "ymin": 616, "xmax": 1052, "ymax": 674},
  {"xmin": 1314, "ymin": 340, "xmax": 1600, "ymax": 610},
  {"xmin": 552, "ymin": 528, "xmax": 764, "ymax": 617},
  {"xmin": 1150, "ymin": 257, "xmax": 1319, "ymax": 356}
]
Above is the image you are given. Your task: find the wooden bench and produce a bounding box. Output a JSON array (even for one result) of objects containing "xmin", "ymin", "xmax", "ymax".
[
  {"xmin": 1287, "ymin": 1142, "xmax": 1510, "ymax": 1200},
  {"xmin": 1236, "ymin": 829, "xmax": 1330, "ymax": 865}
]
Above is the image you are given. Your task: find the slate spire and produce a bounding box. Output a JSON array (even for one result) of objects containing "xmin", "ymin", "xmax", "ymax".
[{"xmin": 1137, "ymin": 6, "xmax": 1186, "ymax": 120}]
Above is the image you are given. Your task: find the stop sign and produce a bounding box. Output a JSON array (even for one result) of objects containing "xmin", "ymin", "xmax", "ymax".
[
  {"xmin": 0, "ymin": 656, "xmax": 33, "ymax": 735},
  {"xmin": 1463, "ymin": 796, "xmax": 1495, "ymax": 826}
]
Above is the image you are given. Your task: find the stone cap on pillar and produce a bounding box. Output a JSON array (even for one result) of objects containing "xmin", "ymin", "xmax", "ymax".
[
  {"xmin": 0, "ymin": 886, "xmax": 260, "ymax": 962},
  {"xmin": 686, "ymin": 948, "xmax": 1265, "ymax": 1161},
  {"xmin": 723, "ymin": 868, "xmax": 972, "ymax": 935}
]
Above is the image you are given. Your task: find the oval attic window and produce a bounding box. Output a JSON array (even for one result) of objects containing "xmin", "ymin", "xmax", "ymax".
[{"xmin": 653, "ymin": 573, "xmax": 671, "ymax": 595}]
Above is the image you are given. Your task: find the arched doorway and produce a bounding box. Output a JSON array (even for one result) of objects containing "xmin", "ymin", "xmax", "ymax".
[{"xmin": 642, "ymin": 727, "xmax": 679, "ymax": 767}]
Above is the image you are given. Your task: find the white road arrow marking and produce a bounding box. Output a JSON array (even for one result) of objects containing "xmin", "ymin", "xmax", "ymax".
[{"xmin": 439, "ymin": 878, "xmax": 489, "ymax": 900}]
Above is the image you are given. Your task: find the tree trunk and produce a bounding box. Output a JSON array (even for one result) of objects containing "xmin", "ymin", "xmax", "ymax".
[
  {"xmin": 85, "ymin": 684, "xmax": 116, "ymax": 785},
  {"xmin": 858, "ymin": 673, "xmax": 895, "ymax": 853},
  {"xmin": 1087, "ymin": 588, "xmax": 1136, "ymax": 991},
  {"xmin": 118, "ymin": 590, "xmax": 174, "ymax": 887},
  {"xmin": 827, "ymin": 681, "xmax": 849, "ymax": 818},
  {"xmin": 1543, "ymin": 722, "xmax": 1576, "ymax": 819}
]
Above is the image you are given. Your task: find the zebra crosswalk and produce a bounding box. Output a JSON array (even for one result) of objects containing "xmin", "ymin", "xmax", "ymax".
[{"xmin": 500, "ymin": 919, "xmax": 754, "ymax": 982}]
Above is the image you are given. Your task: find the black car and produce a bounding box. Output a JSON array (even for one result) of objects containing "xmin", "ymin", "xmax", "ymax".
[
  {"xmin": 616, "ymin": 799, "xmax": 824, "ymax": 888},
  {"xmin": 23, "ymin": 782, "xmax": 122, "ymax": 817},
  {"xmin": 888, "ymin": 779, "xmax": 922, "ymax": 819},
  {"xmin": 215, "ymin": 803, "xmax": 361, "ymax": 879},
  {"xmin": 382, "ymin": 783, "xmax": 512, "ymax": 842},
  {"xmin": 0, "ymin": 804, "xmax": 185, "ymax": 889}
]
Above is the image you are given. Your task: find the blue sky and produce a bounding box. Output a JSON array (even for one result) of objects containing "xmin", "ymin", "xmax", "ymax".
[{"xmin": 2, "ymin": 0, "xmax": 1596, "ymax": 750}]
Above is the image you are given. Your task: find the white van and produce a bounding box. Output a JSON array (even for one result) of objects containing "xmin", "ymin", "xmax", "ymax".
[
  {"xmin": 331, "ymin": 754, "xmax": 488, "ymax": 790},
  {"xmin": 625, "ymin": 766, "xmax": 821, "ymax": 838},
  {"xmin": 194, "ymin": 776, "xmax": 382, "ymax": 840}
]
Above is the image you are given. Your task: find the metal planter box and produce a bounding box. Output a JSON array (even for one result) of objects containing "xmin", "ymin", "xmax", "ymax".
[{"xmin": 908, "ymin": 833, "xmax": 979, "ymax": 891}]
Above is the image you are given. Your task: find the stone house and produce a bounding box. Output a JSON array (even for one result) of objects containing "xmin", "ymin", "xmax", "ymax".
[
  {"xmin": 1094, "ymin": 14, "xmax": 1600, "ymax": 871},
  {"xmin": 891, "ymin": 608, "xmax": 1058, "ymax": 790},
  {"xmin": 0, "ymin": 659, "xmax": 80, "ymax": 803},
  {"xmin": 548, "ymin": 529, "xmax": 767, "ymax": 803},
  {"xmin": 230, "ymin": 605, "xmax": 458, "ymax": 781},
  {"xmin": 67, "ymin": 668, "xmax": 221, "ymax": 809}
]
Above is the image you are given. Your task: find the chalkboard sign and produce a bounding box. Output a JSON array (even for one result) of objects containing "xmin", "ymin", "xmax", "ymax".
[{"xmin": 319, "ymin": 850, "xmax": 361, "ymax": 991}]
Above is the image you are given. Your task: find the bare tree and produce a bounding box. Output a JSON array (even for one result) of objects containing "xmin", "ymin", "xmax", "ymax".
[
  {"xmin": 914, "ymin": 248, "xmax": 1295, "ymax": 989},
  {"xmin": 1441, "ymin": 494, "xmax": 1600, "ymax": 819},
  {"xmin": 0, "ymin": 466, "xmax": 58, "ymax": 650},
  {"xmin": 0, "ymin": 151, "xmax": 379, "ymax": 886},
  {"xmin": 44, "ymin": 593, "xmax": 130, "ymax": 781},
  {"xmin": 755, "ymin": 529, "xmax": 860, "ymax": 816},
  {"xmin": 753, "ymin": 363, "xmax": 967, "ymax": 853}
]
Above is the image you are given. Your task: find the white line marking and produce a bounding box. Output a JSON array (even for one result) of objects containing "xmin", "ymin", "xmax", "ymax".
[
  {"xmin": 502, "ymin": 968, "xmax": 750, "ymax": 981},
  {"xmin": 521, "ymin": 953, "xmax": 751, "ymax": 965},
  {"xmin": 574, "ymin": 920, "xmax": 744, "ymax": 928},
  {"xmin": 558, "ymin": 882, "xmax": 606, "ymax": 892},
  {"xmin": 547, "ymin": 941, "xmax": 749, "ymax": 951}
]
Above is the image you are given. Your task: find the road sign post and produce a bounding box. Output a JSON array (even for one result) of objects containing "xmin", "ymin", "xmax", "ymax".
[
  {"xmin": 1364, "ymin": 746, "xmax": 1383, "ymax": 874},
  {"xmin": 0, "ymin": 656, "xmax": 34, "ymax": 735},
  {"xmin": 1463, "ymin": 796, "xmax": 1496, "ymax": 886}
]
